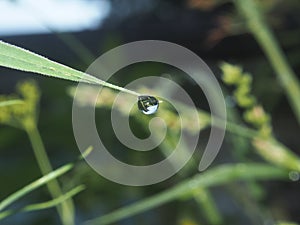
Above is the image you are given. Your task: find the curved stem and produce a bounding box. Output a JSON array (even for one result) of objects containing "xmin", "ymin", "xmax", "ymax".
[
  {"xmin": 0, "ymin": 100, "xmax": 24, "ymax": 107},
  {"xmin": 24, "ymin": 121, "xmax": 75, "ymax": 225},
  {"xmin": 0, "ymin": 146, "xmax": 92, "ymax": 213},
  {"xmin": 0, "ymin": 164, "xmax": 72, "ymax": 212},
  {"xmin": 0, "ymin": 185, "xmax": 85, "ymax": 220},
  {"xmin": 84, "ymin": 163, "xmax": 287, "ymax": 225},
  {"xmin": 234, "ymin": 0, "xmax": 300, "ymax": 124}
]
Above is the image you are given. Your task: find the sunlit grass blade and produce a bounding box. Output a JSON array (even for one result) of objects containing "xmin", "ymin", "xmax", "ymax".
[
  {"xmin": 0, "ymin": 40, "xmax": 139, "ymax": 96},
  {"xmin": 0, "ymin": 185, "xmax": 85, "ymax": 220},
  {"xmin": 0, "ymin": 100, "xmax": 24, "ymax": 107},
  {"xmin": 84, "ymin": 163, "xmax": 288, "ymax": 225},
  {"xmin": 0, "ymin": 40, "xmax": 94, "ymax": 83}
]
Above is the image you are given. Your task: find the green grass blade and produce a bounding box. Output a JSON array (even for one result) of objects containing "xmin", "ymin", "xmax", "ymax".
[
  {"xmin": 193, "ymin": 188, "xmax": 222, "ymax": 225},
  {"xmin": 23, "ymin": 185, "xmax": 85, "ymax": 211},
  {"xmin": 24, "ymin": 121, "xmax": 75, "ymax": 225},
  {"xmin": 0, "ymin": 164, "xmax": 73, "ymax": 212},
  {"xmin": 234, "ymin": 0, "xmax": 300, "ymax": 124},
  {"xmin": 0, "ymin": 146, "xmax": 92, "ymax": 212},
  {"xmin": 0, "ymin": 185, "xmax": 85, "ymax": 220},
  {"xmin": 0, "ymin": 40, "xmax": 94, "ymax": 83},
  {"xmin": 0, "ymin": 40, "xmax": 139, "ymax": 96},
  {"xmin": 85, "ymin": 163, "xmax": 288, "ymax": 225},
  {"xmin": 0, "ymin": 100, "xmax": 24, "ymax": 107}
]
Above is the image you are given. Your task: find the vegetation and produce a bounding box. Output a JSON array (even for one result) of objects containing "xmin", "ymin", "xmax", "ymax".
[{"xmin": 0, "ymin": 0, "xmax": 299, "ymax": 224}]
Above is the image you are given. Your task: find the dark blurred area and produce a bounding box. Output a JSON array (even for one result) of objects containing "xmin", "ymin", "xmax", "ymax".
[{"xmin": 0, "ymin": 0, "xmax": 300, "ymax": 225}]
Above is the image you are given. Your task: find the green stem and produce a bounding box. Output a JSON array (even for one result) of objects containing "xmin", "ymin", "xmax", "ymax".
[
  {"xmin": 56, "ymin": 33, "xmax": 95, "ymax": 65},
  {"xmin": 234, "ymin": 0, "xmax": 300, "ymax": 124},
  {"xmin": 217, "ymin": 117, "xmax": 258, "ymax": 139},
  {"xmin": 0, "ymin": 146, "xmax": 92, "ymax": 213},
  {"xmin": 0, "ymin": 163, "xmax": 73, "ymax": 212},
  {"xmin": 193, "ymin": 188, "xmax": 222, "ymax": 225},
  {"xmin": 84, "ymin": 163, "xmax": 288, "ymax": 225},
  {"xmin": 149, "ymin": 117, "xmax": 223, "ymax": 224},
  {"xmin": 0, "ymin": 185, "xmax": 85, "ymax": 220},
  {"xmin": 24, "ymin": 121, "xmax": 75, "ymax": 225},
  {"xmin": 0, "ymin": 100, "xmax": 24, "ymax": 107}
]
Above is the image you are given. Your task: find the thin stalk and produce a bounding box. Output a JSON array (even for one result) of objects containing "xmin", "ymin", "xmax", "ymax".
[
  {"xmin": 0, "ymin": 146, "xmax": 92, "ymax": 212},
  {"xmin": 84, "ymin": 163, "xmax": 287, "ymax": 225},
  {"xmin": 24, "ymin": 121, "xmax": 75, "ymax": 225},
  {"xmin": 175, "ymin": 101, "xmax": 257, "ymax": 139},
  {"xmin": 0, "ymin": 185, "xmax": 85, "ymax": 220},
  {"xmin": 94, "ymin": 81, "xmax": 140, "ymax": 96},
  {"xmin": 215, "ymin": 117, "xmax": 258, "ymax": 139},
  {"xmin": 0, "ymin": 100, "xmax": 24, "ymax": 107},
  {"xmin": 234, "ymin": 0, "xmax": 300, "ymax": 124},
  {"xmin": 0, "ymin": 164, "xmax": 72, "ymax": 212},
  {"xmin": 136, "ymin": 115, "xmax": 223, "ymax": 224},
  {"xmin": 193, "ymin": 188, "xmax": 222, "ymax": 225}
]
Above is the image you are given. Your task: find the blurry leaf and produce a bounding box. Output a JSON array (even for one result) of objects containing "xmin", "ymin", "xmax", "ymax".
[
  {"xmin": 85, "ymin": 163, "xmax": 288, "ymax": 225},
  {"xmin": 0, "ymin": 146, "xmax": 92, "ymax": 212},
  {"xmin": 0, "ymin": 185, "xmax": 85, "ymax": 220},
  {"xmin": 0, "ymin": 40, "xmax": 139, "ymax": 96},
  {"xmin": 0, "ymin": 100, "xmax": 24, "ymax": 107}
]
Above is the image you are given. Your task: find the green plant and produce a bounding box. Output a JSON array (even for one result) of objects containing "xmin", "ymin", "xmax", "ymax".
[
  {"xmin": 221, "ymin": 63, "xmax": 300, "ymax": 172},
  {"xmin": 234, "ymin": 0, "xmax": 300, "ymax": 124},
  {"xmin": 0, "ymin": 80, "xmax": 81, "ymax": 225},
  {"xmin": 0, "ymin": 43, "xmax": 298, "ymax": 223},
  {"xmin": 0, "ymin": 40, "xmax": 140, "ymax": 96},
  {"xmin": 1, "ymin": 0, "xmax": 300, "ymax": 222},
  {"xmin": 0, "ymin": 146, "xmax": 92, "ymax": 220}
]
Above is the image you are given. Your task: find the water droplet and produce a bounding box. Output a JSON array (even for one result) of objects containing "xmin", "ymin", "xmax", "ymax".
[
  {"xmin": 137, "ymin": 95, "xmax": 159, "ymax": 115},
  {"xmin": 289, "ymin": 171, "xmax": 300, "ymax": 181}
]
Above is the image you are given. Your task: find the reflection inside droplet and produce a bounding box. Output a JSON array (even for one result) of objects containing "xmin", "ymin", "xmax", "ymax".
[{"xmin": 137, "ymin": 95, "xmax": 159, "ymax": 115}]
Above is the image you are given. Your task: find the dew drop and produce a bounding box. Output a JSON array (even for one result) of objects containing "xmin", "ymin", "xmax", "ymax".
[
  {"xmin": 137, "ymin": 95, "xmax": 159, "ymax": 115},
  {"xmin": 289, "ymin": 171, "xmax": 300, "ymax": 181}
]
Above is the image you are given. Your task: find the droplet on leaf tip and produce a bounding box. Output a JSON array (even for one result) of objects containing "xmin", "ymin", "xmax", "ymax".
[{"xmin": 137, "ymin": 95, "xmax": 159, "ymax": 115}]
